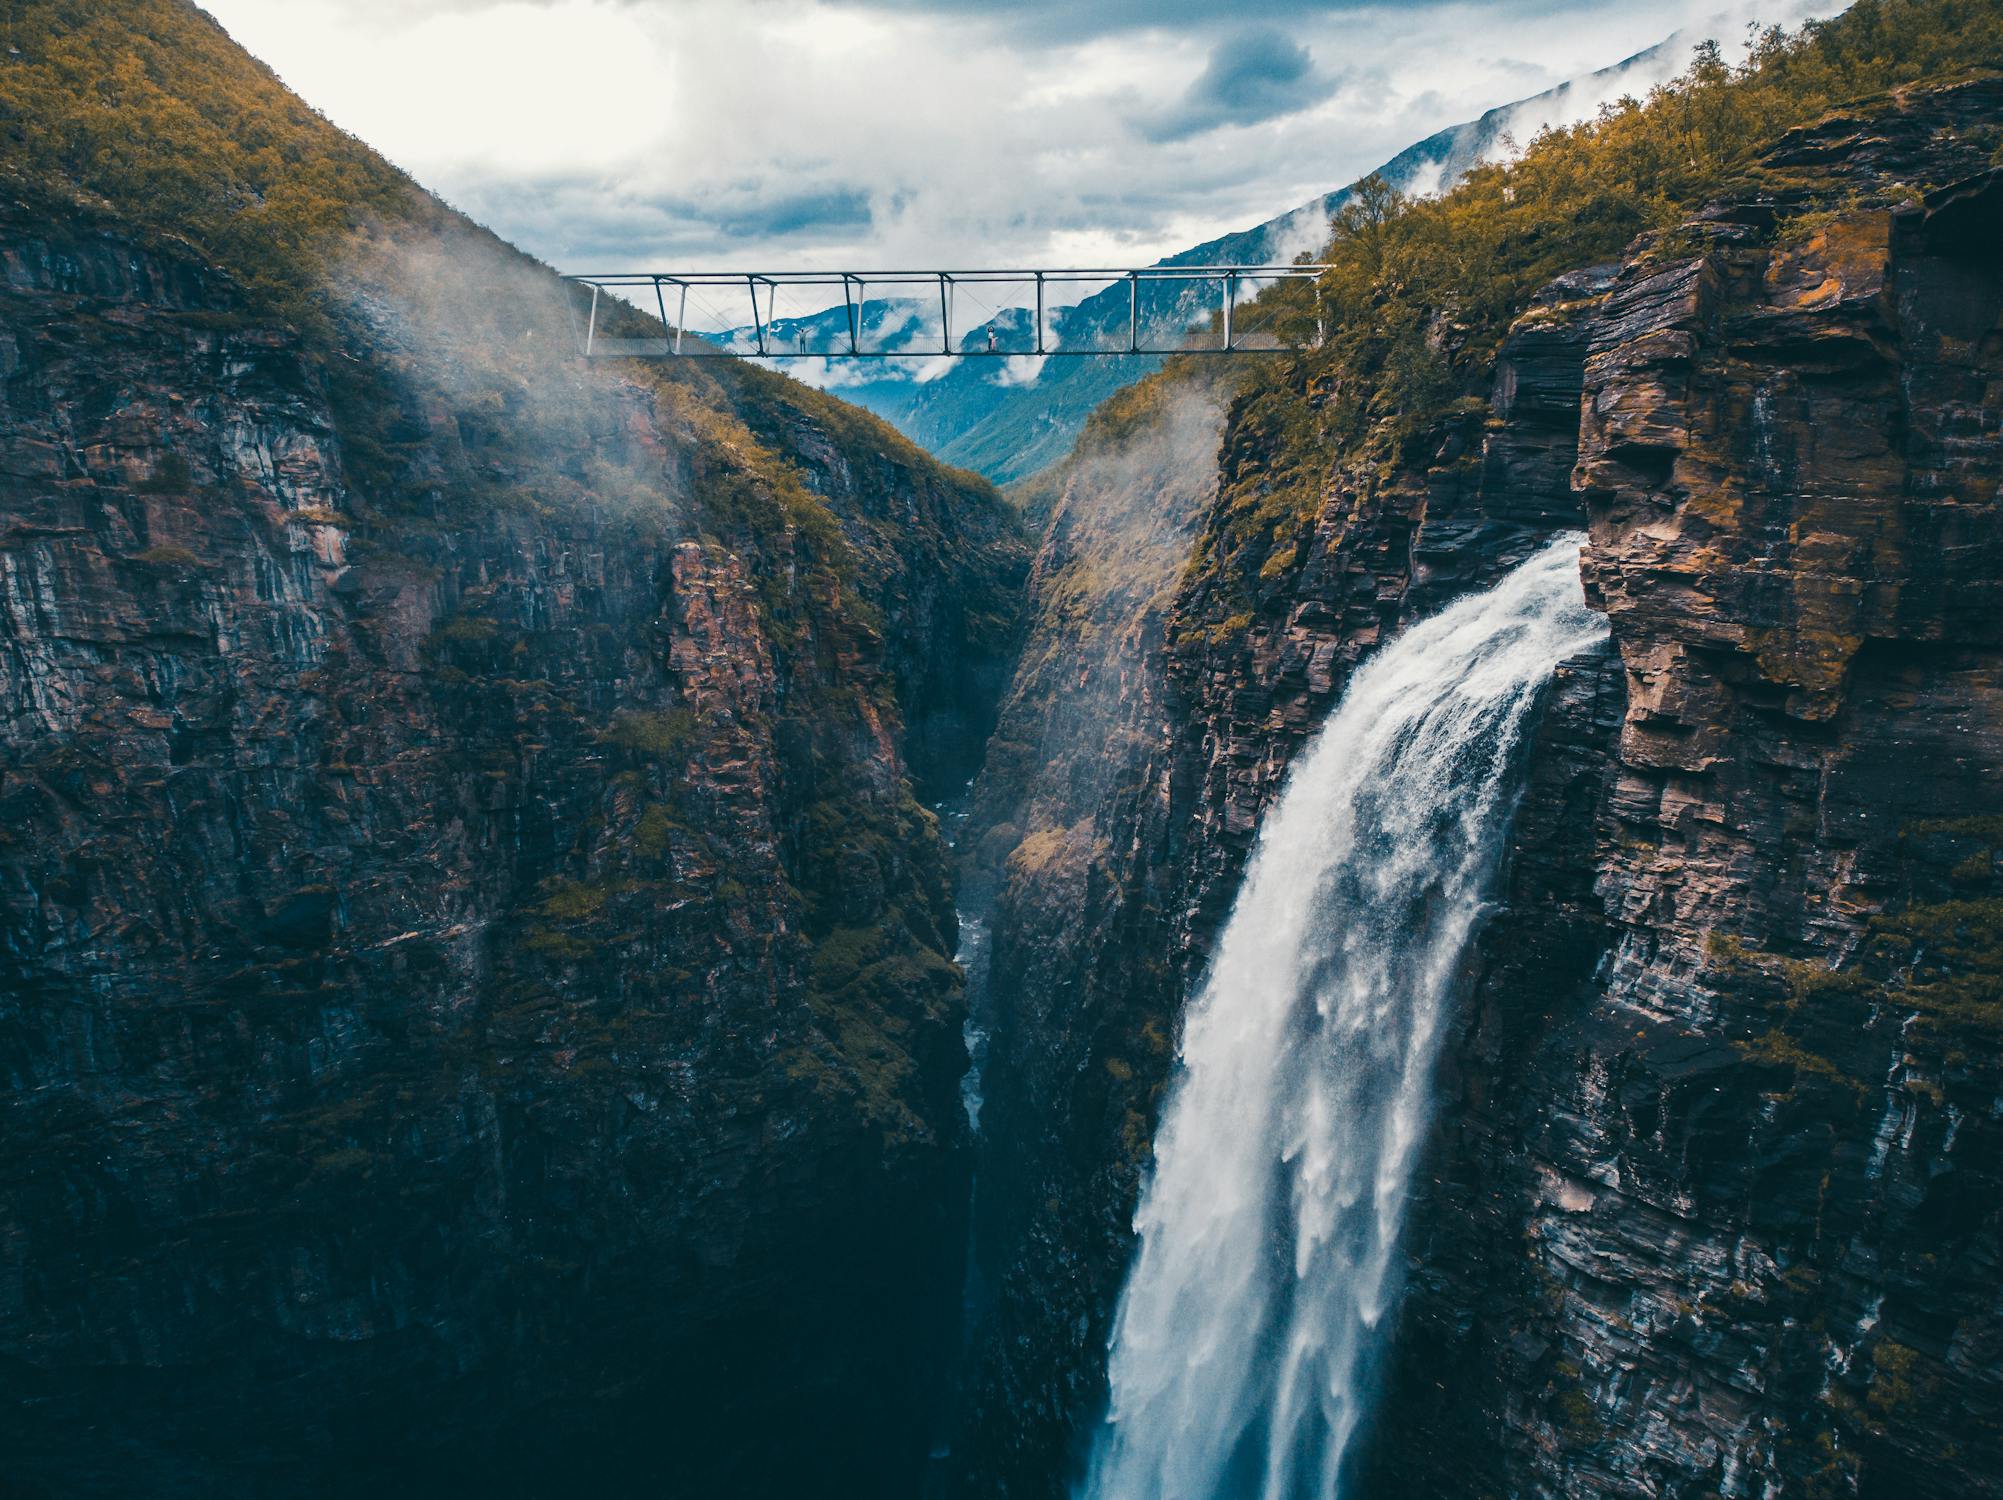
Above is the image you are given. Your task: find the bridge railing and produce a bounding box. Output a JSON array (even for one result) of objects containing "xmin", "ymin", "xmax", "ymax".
[{"xmin": 562, "ymin": 266, "xmax": 1327, "ymax": 359}]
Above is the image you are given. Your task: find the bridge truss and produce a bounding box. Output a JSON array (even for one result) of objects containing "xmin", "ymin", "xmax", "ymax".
[{"xmin": 563, "ymin": 265, "xmax": 1326, "ymax": 359}]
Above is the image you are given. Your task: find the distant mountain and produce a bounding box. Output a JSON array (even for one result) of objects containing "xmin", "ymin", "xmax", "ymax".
[{"xmin": 728, "ymin": 30, "xmax": 1701, "ymax": 485}]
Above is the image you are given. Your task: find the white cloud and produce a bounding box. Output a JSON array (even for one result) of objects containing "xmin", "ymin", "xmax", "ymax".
[
  {"xmin": 201, "ymin": 0, "xmax": 1850, "ymax": 275},
  {"xmin": 215, "ymin": 1, "xmax": 669, "ymax": 175}
]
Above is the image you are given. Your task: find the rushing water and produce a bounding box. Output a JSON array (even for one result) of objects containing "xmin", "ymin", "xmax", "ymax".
[
  {"xmin": 956, "ymin": 911, "xmax": 992, "ymax": 1133},
  {"xmin": 925, "ymin": 781, "xmax": 998, "ymax": 1494},
  {"xmin": 1082, "ymin": 537, "xmax": 1606, "ymax": 1500}
]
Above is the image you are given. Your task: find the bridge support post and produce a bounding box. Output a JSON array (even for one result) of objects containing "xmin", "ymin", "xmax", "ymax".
[{"xmin": 748, "ymin": 275, "xmax": 768, "ymax": 356}]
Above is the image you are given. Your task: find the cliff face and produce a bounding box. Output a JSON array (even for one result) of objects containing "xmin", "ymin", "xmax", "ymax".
[
  {"xmin": 8, "ymin": 4, "xmax": 2002, "ymax": 1494},
  {"xmin": 945, "ymin": 374, "xmax": 1234, "ymax": 1489},
  {"xmin": 1377, "ymin": 92, "xmax": 2003, "ymax": 1500},
  {"xmin": 0, "ymin": 25, "xmax": 1026, "ymax": 1492},
  {"xmin": 956, "ymin": 76, "xmax": 2003, "ymax": 1499}
]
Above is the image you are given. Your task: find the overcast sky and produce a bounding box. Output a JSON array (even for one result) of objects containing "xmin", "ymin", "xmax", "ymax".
[{"xmin": 201, "ymin": 0, "xmax": 1844, "ymax": 274}]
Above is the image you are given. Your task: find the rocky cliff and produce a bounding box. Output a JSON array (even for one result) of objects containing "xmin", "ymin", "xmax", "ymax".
[
  {"xmin": 0, "ymin": 6, "xmax": 1027, "ymax": 1495},
  {"xmin": 7, "ymin": 3, "xmax": 2003, "ymax": 1496},
  {"xmin": 1377, "ymin": 87, "xmax": 2003, "ymax": 1500},
  {"xmin": 954, "ymin": 69, "xmax": 2003, "ymax": 1500}
]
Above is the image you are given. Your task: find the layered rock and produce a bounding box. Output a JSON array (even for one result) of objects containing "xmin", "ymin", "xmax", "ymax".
[
  {"xmin": 0, "ymin": 162, "xmax": 1024, "ymax": 1500},
  {"xmin": 948, "ymin": 375, "xmax": 1234, "ymax": 1490},
  {"xmin": 1370, "ymin": 103, "xmax": 2003, "ymax": 1500},
  {"xmin": 956, "ymin": 76, "xmax": 2003, "ymax": 1500}
]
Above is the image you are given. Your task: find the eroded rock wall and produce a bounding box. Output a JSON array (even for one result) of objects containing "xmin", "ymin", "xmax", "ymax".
[
  {"xmin": 959, "ymin": 78, "xmax": 2003, "ymax": 1500},
  {"xmin": 1369, "ymin": 110, "xmax": 2003, "ymax": 1500},
  {"xmin": 0, "ymin": 200, "xmax": 1024, "ymax": 1497}
]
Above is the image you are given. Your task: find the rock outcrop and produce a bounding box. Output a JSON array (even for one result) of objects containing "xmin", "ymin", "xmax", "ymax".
[
  {"xmin": 955, "ymin": 75, "xmax": 2003, "ymax": 1500},
  {"xmin": 1375, "ymin": 90, "xmax": 2003, "ymax": 1500},
  {"xmin": 0, "ymin": 17, "xmax": 1027, "ymax": 1491}
]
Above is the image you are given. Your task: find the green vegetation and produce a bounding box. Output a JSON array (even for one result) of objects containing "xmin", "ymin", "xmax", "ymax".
[
  {"xmin": 1553, "ymin": 1387, "xmax": 1605, "ymax": 1444},
  {"xmin": 1545, "ymin": 1358, "xmax": 1606, "ymax": 1444},
  {"xmin": 534, "ymin": 878, "xmax": 609, "ymax": 923},
  {"xmin": 600, "ymin": 709, "xmax": 698, "ymax": 759},
  {"xmin": 633, "ymin": 802, "xmax": 678, "ymax": 861},
  {"xmin": 1300, "ymin": 0, "xmax": 2003, "ymax": 436},
  {"xmin": 0, "ymin": 0, "xmax": 1021, "ymax": 1161},
  {"xmin": 1182, "ymin": 0, "xmax": 2003, "ymax": 624},
  {"xmin": 0, "ymin": 0, "xmax": 430, "ymax": 323},
  {"xmin": 1711, "ymin": 809, "xmax": 2003, "ymax": 1110},
  {"xmin": 1736, "ymin": 1025, "xmax": 1869, "ymax": 1098},
  {"xmin": 130, "ymin": 543, "xmax": 203, "ymax": 569},
  {"xmin": 1865, "ymin": 896, "xmax": 2003, "ymax": 1038},
  {"xmin": 429, "ymin": 615, "xmax": 499, "ymax": 645},
  {"xmin": 1865, "ymin": 1339, "xmax": 1943, "ymax": 1425}
]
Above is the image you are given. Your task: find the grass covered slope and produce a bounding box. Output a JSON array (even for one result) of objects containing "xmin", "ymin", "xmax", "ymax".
[{"xmin": 0, "ymin": 0, "xmax": 430, "ymax": 314}]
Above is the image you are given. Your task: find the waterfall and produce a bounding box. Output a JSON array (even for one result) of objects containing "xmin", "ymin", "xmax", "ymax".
[{"xmin": 1083, "ymin": 536, "xmax": 1606, "ymax": 1500}]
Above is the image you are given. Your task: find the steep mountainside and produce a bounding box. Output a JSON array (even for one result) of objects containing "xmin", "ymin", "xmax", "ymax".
[
  {"xmin": 950, "ymin": 10, "xmax": 2003, "ymax": 1493},
  {"xmin": 0, "ymin": 4, "xmax": 1026, "ymax": 1495},
  {"xmin": 1373, "ymin": 106, "xmax": 2003, "ymax": 1500}
]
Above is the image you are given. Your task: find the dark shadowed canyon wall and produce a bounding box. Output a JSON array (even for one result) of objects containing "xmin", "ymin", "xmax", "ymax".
[{"xmin": 0, "ymin": 6, "xmax": 1028, "ymax": 1495}]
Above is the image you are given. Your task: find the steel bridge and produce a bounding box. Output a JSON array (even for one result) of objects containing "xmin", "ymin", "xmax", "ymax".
[{"xmin": 563, "ymin": 265, "xmax": 1326, "ymax": 359}]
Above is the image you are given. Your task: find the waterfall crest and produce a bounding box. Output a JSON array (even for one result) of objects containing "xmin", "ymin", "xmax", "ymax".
[{"xmin": 1083, "ymin": 536, "xmax": 1606, "ymax": 1500}]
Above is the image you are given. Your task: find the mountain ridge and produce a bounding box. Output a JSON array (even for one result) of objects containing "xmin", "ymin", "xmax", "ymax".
[{"xmin": 733, "ymin": 28, "xmax": 1700, "ymax": 485}]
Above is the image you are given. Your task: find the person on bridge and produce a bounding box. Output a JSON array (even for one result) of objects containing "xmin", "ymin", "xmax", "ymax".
[{"xmin": 987, "ymin": 327, "xmax": 996, "ymax": 353}]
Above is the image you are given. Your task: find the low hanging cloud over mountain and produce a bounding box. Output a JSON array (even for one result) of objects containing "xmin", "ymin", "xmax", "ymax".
[{"xmin": 203, "ymin": 0, "xmax": 1847, "ymax": 274}]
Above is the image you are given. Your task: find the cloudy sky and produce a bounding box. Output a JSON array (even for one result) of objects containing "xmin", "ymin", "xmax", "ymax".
[{"xmin": 202, "ymin": 0, "xmax": 1844, "ymax": 274}]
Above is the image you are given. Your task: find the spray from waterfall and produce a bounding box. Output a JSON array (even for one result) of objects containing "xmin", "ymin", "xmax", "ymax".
[{"xmin": 1083, "ymin": 535, "xmax": 1606, "ymax": 1500}]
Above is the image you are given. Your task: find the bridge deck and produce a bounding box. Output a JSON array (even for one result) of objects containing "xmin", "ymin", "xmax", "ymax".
[{"xmin": 564, "ymin": 265, "xmax": 1325, "ymax": 359}]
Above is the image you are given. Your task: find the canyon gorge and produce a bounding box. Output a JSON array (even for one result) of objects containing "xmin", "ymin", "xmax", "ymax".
[{"xmin": 4, "ymin": 2, "xmax": 2003, "ymax": 1497}]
